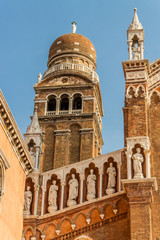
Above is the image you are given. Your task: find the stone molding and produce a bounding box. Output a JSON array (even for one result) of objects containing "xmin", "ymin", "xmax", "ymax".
[
  {"xmin": 41, "ymin": 63, "xmax": 99, "ymax": 83},
  {"xmin": 126, "ymin": 136, "xmax": 150, "ymax": 151},
  {"xmin": 79, "ymin": 128, "xmax": 94, "ymax": 135},
  {"xmin": 54, "ymin": 129, "xmax": 71, "ymax": 136},
  {"xmin": 122, "ymin": 178, "xmax": 157, "ymax": 204},
  {"xmin": 0, "ymin": 90, "xmax": 33, "ymax": 175},
  {"xmin": 0, "ymin": 147, "xmax": 10, "ymax": 169},
  {"xmin": 126, "ymin": 71, "xmax": 146, "ymax": 80}
]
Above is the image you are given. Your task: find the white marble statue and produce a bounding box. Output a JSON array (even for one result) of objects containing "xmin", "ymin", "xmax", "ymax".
[
  {"xmin": 67, "ymin": 174, "xmax": 79, "ymax": 207},
  {"xmin": 132, "ymin": 148, "xmax": 144, "ymax": 179},
  {"xmin": 87, "ymin": 169, "xmax": 96, "ymax": 201},
  {"xmin": 72, "ymin": 22, "xmax": 76, "ymax": 33},
  {"xmin": 37, "ymin": 72, "xmax": 42, "ymax": 83},
  {"xmin": 48, "ymin": 180, "xmax": 58, "ymax": 213},
  {"xmin": 23, "ymin": 186, "xmax": 32, "ymax": 215},
  {"xmin": 29, "ymin": 147, "xmax": 36, "ymax": 162},
  {"xmin": 132, "ymin": 43, "xmax": 140, "ymax": 60},
  {"xmin": 106, "ymin": 163, "xmax": 116, "ymax": 195}
]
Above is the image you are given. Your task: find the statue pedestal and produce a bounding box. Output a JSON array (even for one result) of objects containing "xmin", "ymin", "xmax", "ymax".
[
  {"xmin": 48, "ymin": 205, "xmax": 57, "ymax": 213},
  {"xmin": 133, "ymin": 173, "xmax": 144, "ymax": 179},
  {"xmin": 87, "ymin": 194, "xmax": 95, "ymax": 201},
  {"xmin": 106, "ymin": 188, "xmax": 115, "ymax": 195},
  {"xmin": 23, "ymin": 210, "xmax": 30, "ymax": 216},
  {"xmin": 67, "ymin": 199, "xmax": 77, "ymax": 207}
]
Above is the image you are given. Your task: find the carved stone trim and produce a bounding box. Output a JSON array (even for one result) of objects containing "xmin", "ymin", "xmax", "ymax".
[
  {"xmin": 79, "ymin": 128, "xmax": 94, "ymax": 134},
  {"xmin": 122, "ymin": 178, "xmax": 157, "ymax": 204},
  {"xmin": 0, "ymin": 90, "xmax": 33, "ymax": 174},
  {"xmin": 126, "ymin": 136, "xmax": 150, "ymax": 151},
  {"xmin": 54, "ymin": 129, "xmax": 71, "ymax": 136}
]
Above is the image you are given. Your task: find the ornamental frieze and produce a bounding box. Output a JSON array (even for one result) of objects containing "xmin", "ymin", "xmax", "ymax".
[{"xmin": 126, "ymin": 71, "xmax": 146, "ymax": 80}]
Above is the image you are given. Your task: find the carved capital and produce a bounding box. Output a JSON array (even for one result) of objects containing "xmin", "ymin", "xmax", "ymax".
[
  {"xmin": 117, "ymin": 162, "xmax": 122, "ymax": 168},
  {"xmin": 122, "ymin": 178, "xmax": 157, "ymax": 204},
  {"xmin": 34, "ymin": 185, "xmax": 39, "ymax": 192},
  {"xmin": 61, "ymin": 181, "xmax": 66, "ymax": 186},
  {"xmin": 41, "ymin": 186, "xmax": 46, "ymax": 192},
  {"xmin": 80, "ymin": 174, "xmax": 85, "ymax": 181},
  {"xmin": 125, "ymin": 150, "xmax": 132, "ymax": 158}
]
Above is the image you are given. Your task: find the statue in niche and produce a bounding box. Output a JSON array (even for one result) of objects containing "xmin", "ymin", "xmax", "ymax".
[
  {"xmin": 48, "ymin": 180, "xmax": 58, "ymax": 213},
  {"xmin": 29, "ymin": 147, "xmax": 36, "ymax": 162},
  {"xmin": 67, "ymin": 174, "xmax": 79, "ymax": 207},
  {"xmin": 87, "ymin": 169, "xmax": 96, "ymax": 201},
  {"xmin": 23, "ymin": 186, "xmax": 32, "ymax": 215},
  {"xmin": 106, "ymin": 163, "xmax": 116, "ymax": 195},
  {"xmin": 132, "ymin": 148, "xmax": 144, "ymax": 179},
  {"xmin": 132, "ymin": 43, "xmax": 140, "ymax": 60}
]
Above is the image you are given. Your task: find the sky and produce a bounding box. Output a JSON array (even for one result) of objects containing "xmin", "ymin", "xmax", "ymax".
[{"xmin": 0, "ymin": 0, "xmax": 160, "ymax": 154}]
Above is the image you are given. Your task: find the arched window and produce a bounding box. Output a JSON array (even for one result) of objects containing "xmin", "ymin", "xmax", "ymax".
[
  {"xmin": 73, "ymin": 94, "xmax": 82, "ymax": 110},
  {"xmin": 0, "ymin": 163, "xmax": 4, "ymax": 194},
  {"xmin": 47, "ymin": 95, "xmax": 56, "ymax": 111},
  {"xmin": 60, "ymin": 94, "xmax": 69, "ymax": 110},
  {"xmin": 0, "ymin": 148, "xmax": 10, "ymax": 213}
]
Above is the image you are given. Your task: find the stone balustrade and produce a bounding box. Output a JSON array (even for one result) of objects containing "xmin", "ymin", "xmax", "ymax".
[
  {"xmin": 43, "ymin": 63, "xmax": 99, "ymax": 83},
  {"xmin": 40, "ymin": 149, "xmax": 122, "ymax": 216}
]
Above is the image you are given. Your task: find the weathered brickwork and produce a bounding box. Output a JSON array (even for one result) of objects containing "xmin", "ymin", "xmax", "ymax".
[
  {"xmin": 149, "ymin": 93, "xmax": 160, "ymax": 239},
  {"xmin": 23, "ymin": 193, "xmax": 129, "ymax": 240},
  {"xmin": 123, "ymin": 93, "xmax": 148, "ymax": 144}
]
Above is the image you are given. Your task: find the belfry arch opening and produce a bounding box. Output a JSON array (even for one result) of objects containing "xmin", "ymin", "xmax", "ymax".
[
  {"xmin": 73, "ymin": 94, "xmax": 82, "ymax": 110},
  {"xmin": 60, "ymin": 94, "xmax": 69, "ymax": 110},
  {"xmin": 47, "ymin": 95, "xmax": 56, "ymax": 111},
  {"xmin": 132, "ymin": 34, "xmax": 139, "ymax": 45}
]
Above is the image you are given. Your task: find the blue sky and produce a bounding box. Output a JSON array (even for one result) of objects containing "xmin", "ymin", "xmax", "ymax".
[{"xmin": 0, "ymin": 0, "xmax": 160, "ymax": 154}]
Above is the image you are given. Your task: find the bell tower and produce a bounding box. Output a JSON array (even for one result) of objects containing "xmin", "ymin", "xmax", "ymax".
[
  {"xmin": 123, "ymin": 9, "xmax": 149, "ymax": 147},
  {"xmin": 28, "ymin": 24, "xmax": 104, "ymax": 172}
]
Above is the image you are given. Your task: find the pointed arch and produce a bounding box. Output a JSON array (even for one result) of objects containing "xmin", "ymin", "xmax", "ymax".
[
  {"xmin": 135, "ymin": 84, "xmax": 145, "ymax": 97},
  {"xmin": 23, "ymin": 226, "xmax": 34, "ymax": 237},
  {"xmin": 149, "ymin": 89, "xmax": 160, "ymax": 104},
  {"xmin": 126, "ymin": 85, "xmax": 136, "ymax": 98}
]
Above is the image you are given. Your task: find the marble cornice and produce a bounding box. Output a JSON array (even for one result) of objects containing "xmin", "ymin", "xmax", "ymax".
[{"xmin": 0, "ymin": 90, "xmax": 33, "ymax": 175}]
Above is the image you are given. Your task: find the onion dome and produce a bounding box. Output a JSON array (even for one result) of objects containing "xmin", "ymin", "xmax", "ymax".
[{"xmin": 48, "ymin": 33, "xmax": 96, "ymax": 68}]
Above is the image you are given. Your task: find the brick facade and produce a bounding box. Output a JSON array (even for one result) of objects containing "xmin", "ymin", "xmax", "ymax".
[{"xmin": 23, "ymin": 11, "xmax": 160, "ymax": 240}]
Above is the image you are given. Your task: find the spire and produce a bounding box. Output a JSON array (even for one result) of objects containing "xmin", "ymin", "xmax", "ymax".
[
  {"xmin": 127, "ymin": 8, "xmax": 144, "ymax": 60},
  {"xmin": 72, "ymin": 21, "xmax": 76, "ymax": 33},
  {"xmin": 28, "ymin": 106, "xmax": 42, "ymax": 134},
  {"xmin": 128, "ymin": 8, "xmax": 143, "ymax": 30}
]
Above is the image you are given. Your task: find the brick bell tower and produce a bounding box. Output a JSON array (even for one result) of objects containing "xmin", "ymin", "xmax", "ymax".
[
  {"xmin": 122, "ymin": 9, "xmax": 157, "ymax": 240},
  {"xmin": 27, "ymin": 22, "xmax": 103, "ymax": 173}
]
